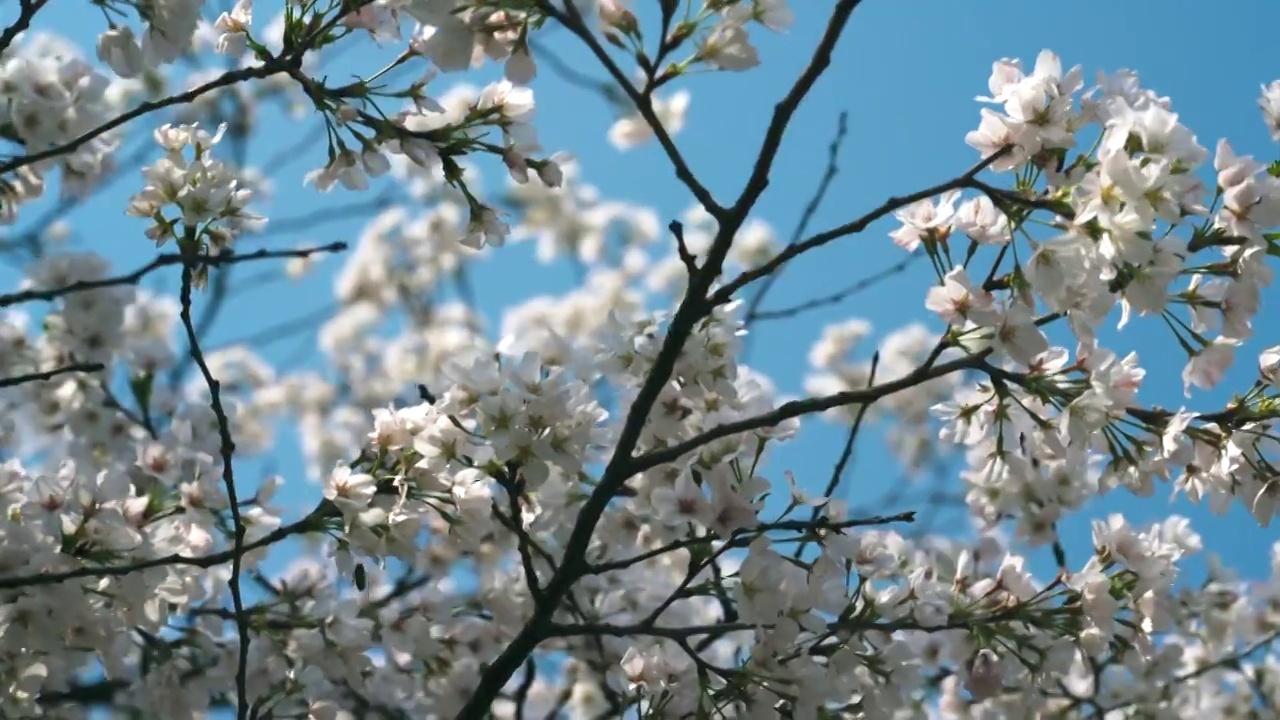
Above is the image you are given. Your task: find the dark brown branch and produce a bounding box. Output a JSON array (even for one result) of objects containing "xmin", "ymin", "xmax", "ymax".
[
  {"xmin": 713, "ymin": 146, "xmax": 1012, "ymax": 305},
  {"xmin": 749, "ymin": 254, "xmax": 918, "ymax": 322},
  {"xmin": 178, "ymin": 260, "xmax": 252, "ymax": 719},
  {"xmin": 0, "ymin": 0, "xmax": 50, "ymax": 58},
  {"xmin": 0, "ymin": 242, "xmax": 347, "ymax": 308},
  {"xmin": 454, "ymin": 5, "xmax": 864, "ymax": 716},
  {"xmin": 629, "ymin": 349, "xmax": 989, "ymax": 477},
  {"xmin": 0, "ymin": 362, "xmax": 104, "ymax": 389},
  {"xmin": 743, "ymin": 111, "xmax": 849, "ymax": 333},
  {"xmin": 536, "ymin": 0, "xmax": 722, "ymax": 217}
]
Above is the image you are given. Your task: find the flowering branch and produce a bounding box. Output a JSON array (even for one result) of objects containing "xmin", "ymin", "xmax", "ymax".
[
  {"xmin": 456, "ymin": 5, "xmax": 864, "ymax": 714},
  {"xmin": 586, "ymin": 511, "xmax": 916, "ymax": 577},
  {"xmin": 631, "ymin": 349, "xmax": 988, "ymax": 476},
  {"xmin": 0, "ymin": 62, "xmax": 286, "ymax": 179},
  {"xmin": 714, "ymin": 146, "xmax": 1013, "ymax": 303},
  {"xmin": 4, "ymin": 2, "xmax": 1280, "ymax": 717},
  {"xmin": 0, "ymin": 501, "xmax": 338, "ymax": 591},
  {"xmin": 536, "ymin": 0, "xmax": 722, "ymax": 216}
]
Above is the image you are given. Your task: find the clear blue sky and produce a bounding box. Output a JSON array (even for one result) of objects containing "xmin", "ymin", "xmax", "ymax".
[{"xmin": 8, "ymin": 0, "xmax": 1280, "ymax": 605}]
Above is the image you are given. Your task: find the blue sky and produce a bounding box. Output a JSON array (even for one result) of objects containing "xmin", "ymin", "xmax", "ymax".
[{"xmin": 8, "ymin": 0, "xmax": 1280, "ymax": 627}]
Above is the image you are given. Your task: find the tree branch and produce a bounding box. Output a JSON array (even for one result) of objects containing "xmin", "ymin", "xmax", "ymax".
[
  {"xmin": 0, "ymin": 0, "xmax": 50, "ymax": 58},
  {"xmin": 0, "ymin": 361, "xmax": 104, "ymax": 389},
  {"xmin": 747, "ymin": 253, "xmax": 918, "ymax": 322},
  {"xmin": 713, "ymin": 146, "xmax": 1012, "ymax": 305},
  {"xmin": 454, "ymin": 6, "xmax": 864, "ymax": 715},
  {"xmin": 629, "ymin": 348, "xmax": 989, "ymax": 477},
  {"xmin": 536, "ymin": 0, "xmax": 722, "ymax": 217},
  {"xmin": 0, "ymin": 242, "xmax": 346, "ymax": 308},
  {"xmin": 743, "ymin": 111, "xmax": 849, "ymax": 336}
]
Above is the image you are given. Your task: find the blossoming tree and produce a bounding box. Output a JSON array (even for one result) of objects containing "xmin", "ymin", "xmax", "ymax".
[{"xmin": 3, "ymin": 0, "xmax": 1280, "ymax": 717}]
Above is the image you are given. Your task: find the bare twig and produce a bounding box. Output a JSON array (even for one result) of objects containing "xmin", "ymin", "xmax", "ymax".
[
  {"xmin": 671, "ymin": 220, "xmax": 698, "ymax": 275},
  {"xmin": 249, "ymin": 190, "xmax": 398, "ymax": 240},
  {"xmin": 793, "ymin": 351, "xmax": 879, "ymax": 560},
  {"xmin": 0, "ymin": 0, "xmax": 50, "ymax": 58},
  {"xmin": 0, "ymin": 242, "xmax": 347, "ymax": 307},
  {"xmin": 748, "ymin": 254, "xmax": 918, "ymax": 322},
  {"xmin": 527, "ymin": 36, "xmax": 625, "ymax": 106},
  {"xmin": 0, "ymin": 362, "xmax": 104, "ymax": 389},
  {"xmin": 743, "ymin": 111, "xmax": 849, "ymax": 334}
]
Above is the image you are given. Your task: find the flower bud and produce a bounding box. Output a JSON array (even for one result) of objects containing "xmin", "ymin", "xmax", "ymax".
[
  {"xmin": 504, "ymin": 48, "xmax": 536, "ymax": 85},
  {"xmin": 97, "ymin": 27, "xmax": 146, "ymax": 79},
  {"xmin": 598, "ymin": 0, "xmax": 638, "ymax": 35},
  {"xmin": 503, "ymin": 149, "xmax": 530, "ymax": 184},
  {"xmin": 535, "ymin": 159, "xmax": 563, "ymax": 188},
  {"xmin": 335, "ymin": 104, "xmax": 360, "ymax": 125},
  {"xmin": 1260, "ymin": 345, "xmax": 1280, "ymax": 386},
  {"xmin": 963, "ymin": 649, "xmax": 1003, "ymax": 701}
]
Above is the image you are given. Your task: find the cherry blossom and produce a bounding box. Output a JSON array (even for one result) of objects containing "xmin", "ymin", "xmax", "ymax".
[{"xmin": 1, "ymin": 2, "xmax": 1280, "ymax": 718}]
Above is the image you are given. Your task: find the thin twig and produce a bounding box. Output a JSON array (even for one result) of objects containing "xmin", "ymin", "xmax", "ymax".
[
  {"xmin": 629, "ymin": 349, "xmax": 989, "ymax": 477},
  {"xmin": 0, "ymin": 242, "xmax": 346, "ymax": 307},
  {"xmin": 793, "ymin": 351, "xmax": 879, "ymax": 560},
  {"xmin": 0, "ymin": 502, "xmax": 338, "ymax": 591},
  {"xmin": 714, "ymin": 146, "xmax": 1012, "ymax": 305},
  {"xmin": 726, "ymin": 3, "xmax": 862, "ymax": 221},
  {"xmin": 250, "ymin": 190, "xmax": 398, "ymax": 240},
  {"xmin": 0, "ymin": 0, "xmax": 50, "ymax": 58},
  {"xmin": 586, "ymin": 511, "xmax": 915, "ymax": 579},
  {"xmin": 178, "ymin": 262, "xmax": 252, "ymax": 720},
  {"xmin": 536, "ymin": 0, "xmax": 722, "ymax": 217},
  {"xmin": 209, "ymin": 301, "xmax": 340, "ymax": 351},
  {"xmin": 743, "ymin": 111, "xmax": 849, "ymax": 334},
  {"xmin": 527, "ymin": 36, "xmax": 625, "ymax": 106},
  {"xmin": 0, "ymin": 362, "xmax": 104, "ymax": 389},
  {"xmin": 0, "ymin": 61, "xmax": 292, "ymax": 179},
  {"xmin": 671, "ymin": 220, "xmax": 698, "ymax": 275},
  {"xmin": 749, "ymin": 254, "xmax": 918, "ymax": 322}
]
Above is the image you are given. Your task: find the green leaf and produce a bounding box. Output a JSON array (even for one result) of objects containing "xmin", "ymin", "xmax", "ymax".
[
  {"xmin": 130, "ymin": 371, "xmax": 155, "ymax": 418},
  {"xmin": 1265, "ymin": 232, "xmax": 1280, "ymax": 259}
]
